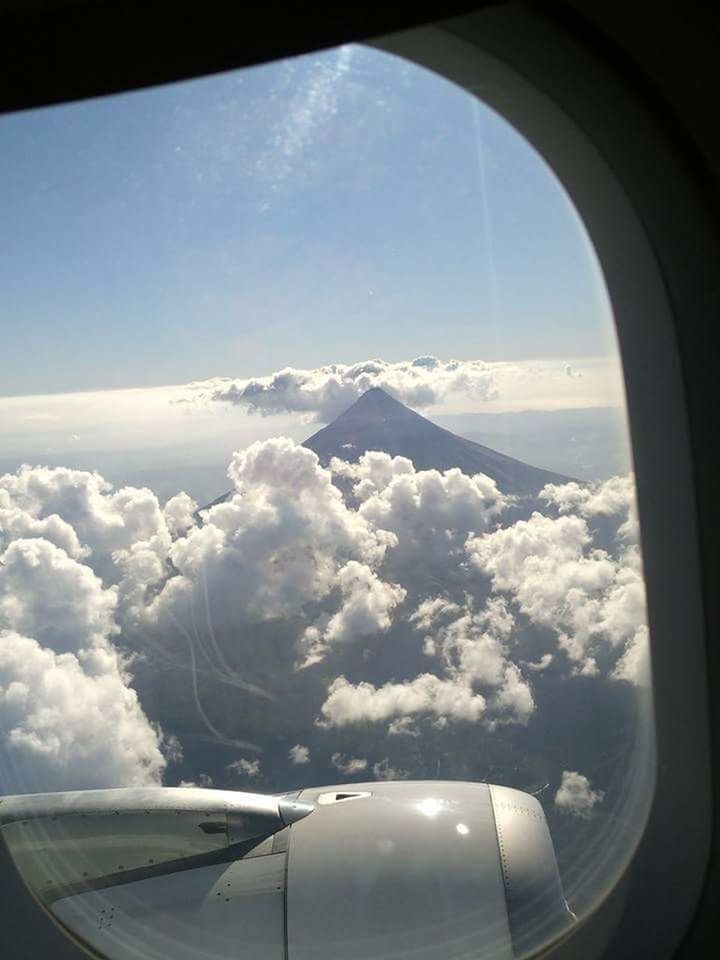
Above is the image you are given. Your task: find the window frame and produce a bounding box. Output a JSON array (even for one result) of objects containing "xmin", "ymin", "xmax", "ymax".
[
  {"xmin": 373, "ymin": 8, "xmax": 715, "ymax": 959},
  {"xmin": 0, "ymin": 4, "xmax": 717, "ymax": 959}
]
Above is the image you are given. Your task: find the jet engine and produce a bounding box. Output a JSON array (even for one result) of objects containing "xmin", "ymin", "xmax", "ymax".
[{"xmin": 0, "ymin": 780, "xmax": 573, "ymax": 960}]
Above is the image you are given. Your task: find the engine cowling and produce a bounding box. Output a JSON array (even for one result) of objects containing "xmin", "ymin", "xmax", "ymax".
[{"xmin": 0, "ymin": 780, "xmax": 573, "ymax": 960}]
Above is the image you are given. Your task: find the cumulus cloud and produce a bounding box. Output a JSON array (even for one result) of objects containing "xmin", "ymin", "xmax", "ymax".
[
  {"xmin": 0, "ymin": 467, "xmax": 170, "ymax": 792},
  {"xmin": 541, "ymin": 474, "xmax": 639, "ymax": 542},
  {"xmin": 0, "ymin": 465, "xmax": 172, "ymax": 582},
  {"xmin": 135, "ymin": 438, "xmax": 413, "ymax": 693},
  {"xmin": 320, "ymin": 473, "xmax": 647, "ymax": 737},
  {"xmin": 1, "ymin": 495, "xmax": 86, "ymax": 560},
  {"xmin": 163, "ymin": 492, "xmax": 198, "ymax": 538},
  {"xmin": 146, "ymin": 439, "xmax": 395, "ymax": 634},
  {"xmin": 0, "ymin": 631, "xmax": 165, "ymax": 793},
  {"xmin": 330, "ymin": 752, "xmax": 368, "ymax": 776},
  {"xmin": 332, "ymin": 452, "xmax": 508, "ymax": 569},
  {"xmin": 554, "ymin": 770, "xmax": 605, "ymax": 818},
  {"xmin": 0, "ymin": 537, "xmax": 118, "ymax": 654},
  {"xmin": 0, "ymin": 465, "xmax": 177, "ymax": 630},
  {"xmin": 420, "ymin": 598, "xmax": 534, "ymax": 725},
  {"xmin": 227, "ymin": 757, "xmax": 261, "ymax": 778},
  {"xmin": 300, "ymin": 561, "xmax": 405, "ymax": 667},
  {"xmin": 320, "ymin": 674, "xmax": 488, "ymax": 727},
  {"xmin": 289, "ymin": 743, "xmax": 310, "ymax": 765},
  {"xmin": 408, "ymin": 596, "xmax": 462, "ymax": 633},
  {"xmin": 184, "ymin": 357, "xmax": 501, "ymax": 422},
  {"xmin": 524, "ymin": 653, "xmax": 554, "ymax": 672},
  {"xmin": 373, "ymin": 758, "xmax": 409, "ymax": 781},
  {"xmin": 0, "ymin": 442, "xmax": 414, "ymax": 794},
  {"xmin": 319, "ymin": 596, "xmax": 534, "ymax": 730},
  {"xmin": 387, "ymin": 716, "xmax": 420, "ymax": 737},
  {"xmin": 467, "ymin": 507, "xmax": 648, "ymax": 681},
  {"xmin": 1, "ymin": 430, "xmax": 648, "ymax": 798},
  {"xmin": 179, "ymin": 773, "xmax": 213, "ymax": 788},
  {"xmin": 611, "ymin": 623, "xmax": 650, "ymax": 686}
]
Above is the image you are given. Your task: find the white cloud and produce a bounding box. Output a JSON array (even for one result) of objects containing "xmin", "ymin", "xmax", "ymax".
[
  {"xmin": 333, "ymin": 452, "xmax": 508, "ymax": 569},
  {"xmin": 0, "ymin": 466, "xmax": 174, "ymax": 625},
  {"xmin": 163, "ymin": 492, "xmax": 198, "ymax": 538},
  {"xmin": 611, "ymin": 623, "xmax": 650, "ymax": 686},
  {"xmin": 1, "ymin": 494, "xmax": 86, "ymax": 560},
  {"xmin": 184, "ymin": 357, "xmax": 501, "ymax": 422},
  {"xmin": 554, "ymin": 770, "xmax": 605, "ymax": 819},
  {"xmin": 0, "ymin": 537, "xmax": 118, "ymax": 655},
  {"xmin": 541, "ymin": 474, "xmax": 639, "ymax": 542},
  {"xmin": 0, "ymin": 473, "xmax": 170, "ymax": 792},
  {"xmin": 387, "ymin": 716, "xmax": 420, "ymax": 737},
  {"xmin": 0, "ymin": 465, "xmax": 171, "ymax": 580},
  {"xmin": 145, "ymin": 439, "xmax": 396, "ymax": 631},
  {"xmin": 331, "ymin": 451, "xmax": 416, "ymax": 500},
  {"xmin": 180, "ymin": 354, "xmax": 624, "ymax": 421},
  {"xmin": 414, "ymin": 597, "xmax": 534, "ymax": 727},
  {"xmin": 330, "ymin": 752, "xmax": 368, "ymax": 776},
  {"xmin": 320, "ymin": 674, "xmax": 488, "ymax": 727},
  {"xmin": 289, "ymin": 743, "xmax": 310, "ymax": 765},
  {"xmin": 227, "ymin": 757, "xmax": 261, "ymax": 778},
  {"xmin": 178, "ymin": 773, "xmax": 213, "ymax": 788},
  {"xmin": 373, "ymin": 758, "xmax": 409, "ymax": 781},
  {"xmin": 0, "ymin": 429, "xmax": 648, "ymax": 798},
  {"xmin": 300, "ymin": 561, "xmax": 405, "ymax": 667},
  {"xmin": 319, "ymin": 596, "xmax": 534, "ymax": 730},
  {"xmin": 407, "ymin": 596, "xmax": 462, "ymax": 633},
  {"xmin": 524, "ymin": 653, "xmax": 554, "ymax": 672},
  {"xmin": 0, "ymin": 630, "xmax": 165, "ymax": 793},
  {"xmin": 467, "ymin": 507, "xmax": 648, "ymax": 681}
]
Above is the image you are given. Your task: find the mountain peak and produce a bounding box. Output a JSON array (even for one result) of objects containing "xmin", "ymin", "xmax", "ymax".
[
  {"xmin": 338, "ymin": 387, "xmax": 409, "ymax": 416},
  {"xmin": 203, "ymin": 389, "xmax": 575, "ymax": 511},
  {"xmin": 359, "ymin": 386, "xmax": 391, "ymax": 398},
  {"xmin": 304, "ymin": 389, "xmax": 574, "ymax": 496}
]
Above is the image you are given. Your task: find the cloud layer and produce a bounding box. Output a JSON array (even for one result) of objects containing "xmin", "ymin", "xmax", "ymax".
[
  {"xmin": 184, "ymin": 357, "xmax": 501, "ymax": 421},
  {"xmin": 1, "ymin": 443, "xmax": 647, "ymax": 799}
]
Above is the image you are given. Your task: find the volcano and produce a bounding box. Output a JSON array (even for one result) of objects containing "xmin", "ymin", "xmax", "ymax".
[
  {"xmin": 303, "ymin": 388, "xmax": 572, "ymax": 495},
  {"xmin": 202, "ymin": 388, "xmax": 573, "ymax": 510}
]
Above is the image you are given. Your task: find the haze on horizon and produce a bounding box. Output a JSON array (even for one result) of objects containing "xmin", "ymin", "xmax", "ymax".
[{"xmin": 1, "ymin": 43, "xmax": 616, "ymax": 397}]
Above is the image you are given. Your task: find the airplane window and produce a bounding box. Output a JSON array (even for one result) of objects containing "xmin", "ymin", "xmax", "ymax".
[{"xmin": 0, "ymin": 40, "xmax": 655, "ymax": 960}]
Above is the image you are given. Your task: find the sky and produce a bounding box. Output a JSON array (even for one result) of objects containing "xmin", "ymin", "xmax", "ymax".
[
  {"xmin": 0, "ymin": 41, "xmax": 629, "ymax": 495},
  {"xmin": 0, "ymin": 42, "xmax": 618, "ymax": 398}
]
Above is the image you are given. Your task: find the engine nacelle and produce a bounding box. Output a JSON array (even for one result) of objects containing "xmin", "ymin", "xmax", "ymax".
[{"xmin": 0, "ymin": 780, "xmax": 573, "ymax": 960}]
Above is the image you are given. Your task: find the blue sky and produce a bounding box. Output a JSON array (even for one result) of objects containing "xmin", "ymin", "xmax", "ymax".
[{"xmin": 0, "ymin": 43, "xmax": 615, "ymax": 398}]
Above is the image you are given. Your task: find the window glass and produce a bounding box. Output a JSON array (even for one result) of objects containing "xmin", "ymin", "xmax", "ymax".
[{"xmin": 0, "ymin": 42, "xmax": 654, "ymax": 958}]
